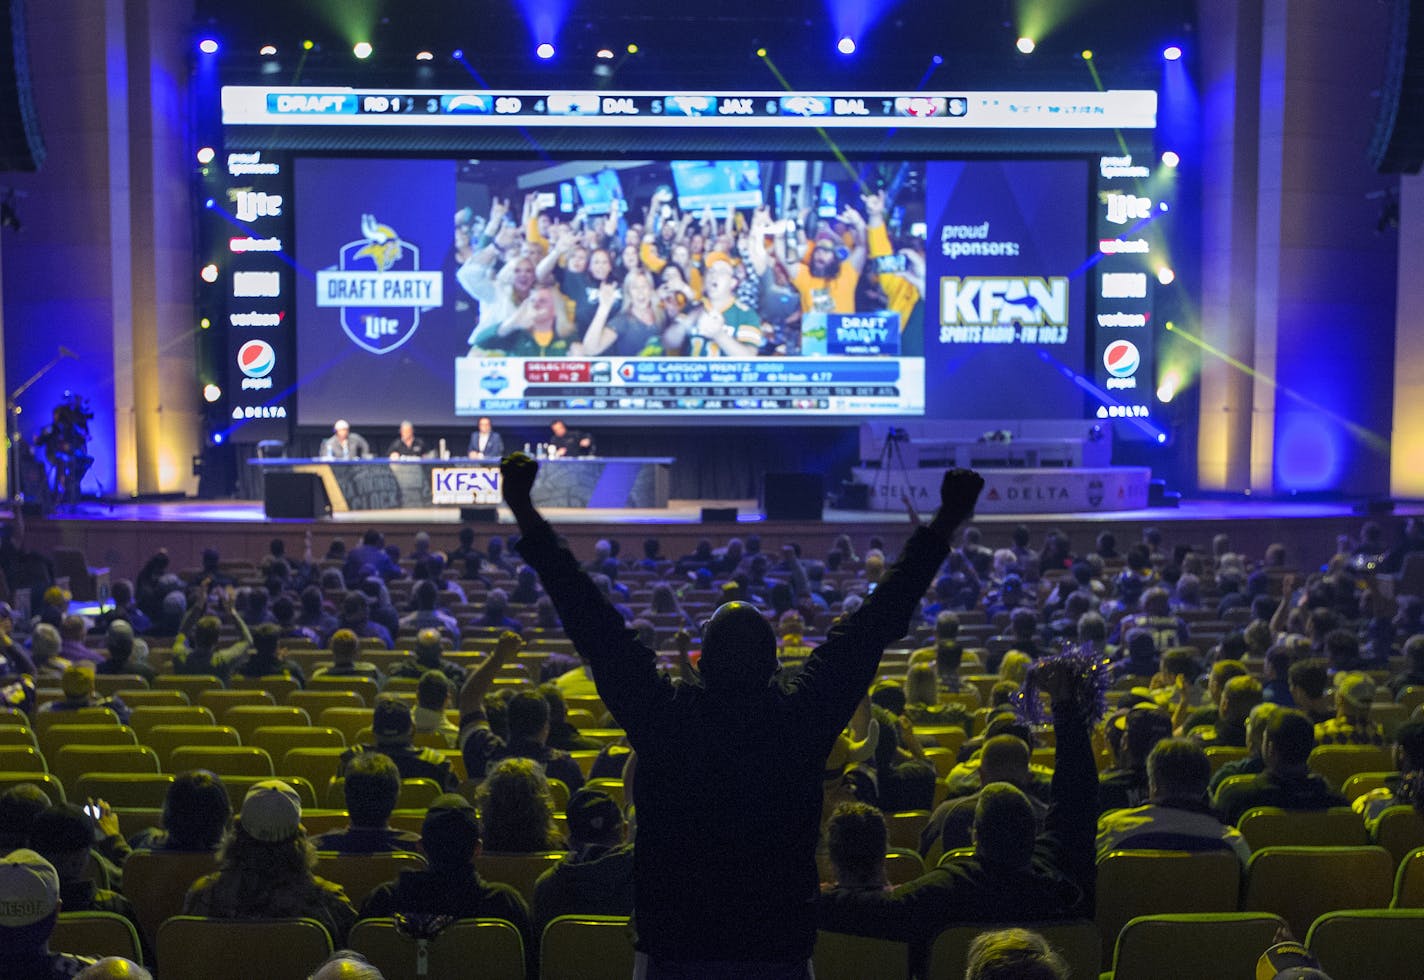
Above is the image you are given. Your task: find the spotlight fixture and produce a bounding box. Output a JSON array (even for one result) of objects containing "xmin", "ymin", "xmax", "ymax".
[
  {"xmin": 200, "ymin": 317, "xmax": 211, "ymax": 329},
  {"xmin": 1161, "ymin": 150, "xmax": 1180, "ymax": 168},
  {"xmin": 1156, "ymin": 433, "xmax": 1168, "ymax": 444},
  {"xmin": 198, "ymin": 37, "xmax": 219, "ymax": 55},
  {"xmin": 1157, "ymin": 267, "xmax": 1176, "ymax": 285},
  {"xmin": 416, "ymin": 50, "xmax": 434, "ymax": 61},
  {"xmin": 196, "ymin": 146, "xmax": 215, "ymax": 164},
  {"xmin": 259, "ymin": 44, "xmax": 277, "ymax": 56},
  {"xmin": 932, "ymin": 54, "xmax": 943, "ymax": 65},
  {"xmin": 452, "ymin": 49, "xmax": 464, "ymax": 60},
  {"xmin": 626, "ymin": 43, "xmax": 638, "ymax": 54},
  {"xmin": 596, "ymin": 48, "xmax": 614, "ymax": 60},
  {"xmin": 1081, "ymin": 49, "xmax": 1094, "ymax": 60},
  {"xmin": 756, "ymin": 47, "xmax": 767, "ymax": 58},
  {"xmin": 836, "ymin": 36, "xmax": 856, "ymax": 55},
  {"xmin": 535, "ymin": 42, "xmax": 555, "ymax": 60},
  {"xmin": 1163, "ymin": 45, "xmax": 1183, "ymax": 61},
  {"xmin": 1016, "ymin": 37, "xmax": 1035, "ymax": 55},
  {"xmin": 302, "ymin": 39, "xmax": 314, "ymax": 51},
  {"xmin": 203, "ymin": 384, "xmax": 222, "ymax": 403},
  {"xmin": 200, "ymin": 263, "xmax": 219, "ymax": 283},
  {"xmin": 353, "ymin": 42, "xmax": 373, "ymax": 59}
]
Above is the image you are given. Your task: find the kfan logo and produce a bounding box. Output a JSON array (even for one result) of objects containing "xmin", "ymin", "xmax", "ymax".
[
  {"xmin": 314, "ymin": 214, "xmax": 443, "ymax": 355},
  {"xmin": 939, "ymin": 277, "xmax": 1069, "ymax": 326}
]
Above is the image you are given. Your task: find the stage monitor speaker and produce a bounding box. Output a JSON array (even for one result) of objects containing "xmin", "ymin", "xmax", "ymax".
[
  {"xmin": 460, "ymin": 506, "xmax": 499, "ymax": 523},
  {"xmin": 0, "ymin": 0, "xmax": 44, "ymax": 172},
  {"xmin": 837, "ymin": 483, "xmax": 870, "ymax": 510},
  {"xmin": 701, "ymin": 507, "xmax": 737, "ymax": 523},
  {"xmin": 263, "ymin": 472, "xmax": 328, "ymax": 519},
  {"xmin": 1147, "ymin": 479, "xmax": 1180, "ymax": 509},
  {"xmin": 1371, "ymin": 0, "xmax": 1424, "ymax": 173},
  {"xmin": 763, "ymin": 472, "xmax": 824, "ymax": 520}
]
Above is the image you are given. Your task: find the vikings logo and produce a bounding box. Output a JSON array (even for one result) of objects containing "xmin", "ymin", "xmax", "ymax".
[{"xmin": 335, "ymin": 214, "xmax": 426, "ymax": 355}]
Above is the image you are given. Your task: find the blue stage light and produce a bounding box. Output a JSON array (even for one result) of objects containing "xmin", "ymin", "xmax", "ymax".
[
  {"xmin": 536, "ymin": 42, "xmax": 555, "ymax": 60},
  {"xmin": 837, "ymin": 36, "xmax": 856, "ymax": 55},
  {"xmin": 198, "ymin": 37, "xmax": 219, "ymax": 55},
  {"xmin": 452, "ymin": 49, "xmax": 464, "ymax": 60},
  {"xmin": 1163, "ymin": 45, "xmax": 1183, "ymax": 61}
]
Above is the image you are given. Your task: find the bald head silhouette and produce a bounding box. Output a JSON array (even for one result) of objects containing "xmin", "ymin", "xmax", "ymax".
[{"xmin": 698, "ymin": 601, "xmax": 778, "ymax": 696}]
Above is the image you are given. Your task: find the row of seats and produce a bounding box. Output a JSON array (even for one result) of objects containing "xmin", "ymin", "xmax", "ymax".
[{"xmin": 41, "ymin": 907, "xmax": 1424, "ymax": 980}]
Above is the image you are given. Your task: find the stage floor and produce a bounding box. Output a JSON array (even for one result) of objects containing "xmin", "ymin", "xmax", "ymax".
[{"xmin": 26, "ymin": 496, "xmax": 1422, "ymax": 526}]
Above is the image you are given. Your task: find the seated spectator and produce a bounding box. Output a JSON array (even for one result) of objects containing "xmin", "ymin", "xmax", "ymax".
[
  {"xmin": 946, "ymin": 713, "xmax": 1053, "ymax": 802},
  {"xmin": 312, "ymin": 753, "xmax": 421, "ymax": 854},
  {"xmin": 29, "ymin": 623, "xmax": 66, "ymax": 675},
  {"xmin": 903, "ymin": 662, "xmax": 970, "ymax": 725},
  {"xmin": 1261, "ymin": 646, "xmax": 1296, "ymax": 706},
  {"xmin": 0, "ymin": 784, "xmax": 51, "ymax": 854},
  {"xmin": 58, "ymin": 616, "xmax": 102, "ymax": 665},
  {"xmin": 476, "ymin": 758, "xmax": 566, "ymax": 853},
  {"xmin": 337, "ymin": 697, "xmax": 457, "ymax": 791},
  {"xmin": 0, "ymin": 849, "xmax": 101, "ymax": 975},
  {"xmin": 75, "ymin": 957, "xmax": 152, "ymax": 979},
  {"xmin": 964, "ymin": 928, "xmax": 1068, "ymax": 980},
  {"xmin": 533, "ymin": 787, "xmax": 635, "ymax": 935},
  {"xmin": 39, "ymin": 665, "xmax": 130, "ymax": 724},
  {"xmin": 1096, "ymin": 739, "xmax": 1250, "ymax": 864},
  {"xmin": 1216, "ymin": 709, "xmax": 1346, "ymax": 825},
  {"xmin": 95, "ymin": 621, "xmax": 155, "ymax": 684},
  {"xmin": 1209, "ymin": 702, "xmax": 1280, "ymax": 799},
  {"xmin": 306, "ymin": 952, "xmax": 383, "ymax": 980},
  {"xmin": 412, "ymin": 671, "xmax": 460, "ymax": 748},
  {"xmin": 1324, "ymin": 628, "xmax": 1366, "ymax": 672},
  {"xmin": 1315, "ymin": 672, "xmax": 1386, "ymax": 746},
  {"xmin": 172, "ymin": 590, "xmax": 252, "ymax": 680},
  {"xmin": 1287, "ymin": 658, "xmax": 1334, "ymax": 724},
  {"xmin": 1354, "ymin": 720, "xmax": 1424, "ymax": 825},
  {"xmin": 1174, "ymin": 659, "xmax": 1249, "ymax": 736},
  {"xmin": 476, "ymin": 590, "xmax": 522, "ymax": 632},
  {"xmin": 311, "ymin": 629, "xmax": 381, "ymax": 687},
  {"xmin": 821, "ymin": 802, "xmax": 890, "ymax": 892},
  {"xmin": 184, "ymin": 780, "xmax": 356, "ymax": 946},
  {"xmin": 297, "ymin": 586, "xmax": 339, "ymax": 639},
  {"xmin": 30, "ymin": 804, "xmax": 147, "ymax": 955},
  {"xmin": 94, "ymin": 580, "xmax": 151, "ymax": 636},
  {"xmin": 232, "ymin": 622, "xmax": 305, "ymax": 687},
  {"xmin": 398, "ymin": 580, "xmax": 460, "ymax": 643},
  {"xmin": 1098, "ymin": 705, "xmax": 1174, "ymax": 812},
  {"xmin": 128, "ymin": 770, "xmax": 231, "ymax": 852},
  {"xmin": 328, "ymin": 593, "xmax": 392, "ymax": 651},
  {"xmin": 387, "ymin": 628, "xmax": 467, "ymax": 687},
  {"xmin": 817, "ymin": 661, "xmax": 1098, "ymax": 974},
  {"xmin": 458, "ymin": 632, "xmax": 584, "ymax": 790},
  {"xmin": 1114, "ymin": 630, "xmax": 1160, "ymax": 682},
  {"xmin": 1188, "ymin": 675, "xmax": 1262, "ymax": 748},
  {"xmin": 359, "ymin": 794, "xmax": 533, "ymax": 975},
  {"xmin": 541, "ymin": 685, "xmax": 601, "ymax": 752},
  {"xmin": 1388, "ymin": 635, "xmax": 1424, "ymax": 698},
  {"xmin": 921, "ymin": 735, "xmax": 1046, "ymax": 858},
  {"xmin": 0, "ymin": 602, "xmax": 36, "ymax": 676}
]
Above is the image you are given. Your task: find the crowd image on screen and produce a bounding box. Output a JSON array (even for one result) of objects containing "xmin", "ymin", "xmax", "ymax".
[{"xmin": 446, "ymin": 159, "xmax": 928, "ymax": 360}]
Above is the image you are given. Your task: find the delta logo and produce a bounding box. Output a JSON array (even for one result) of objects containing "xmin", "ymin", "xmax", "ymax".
[
  {"xmin": 238, "ymin": 340, "xmax": 275, "ymax": 390},
  {"xmin": 1103, "ymin": 340, "xmax": 1140, "ymax": 390}
]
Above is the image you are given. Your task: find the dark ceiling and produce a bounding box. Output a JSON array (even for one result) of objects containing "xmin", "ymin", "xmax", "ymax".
[{"xmin": 194, "ymin": 0, "xmax": 1196, "ymax": 90}]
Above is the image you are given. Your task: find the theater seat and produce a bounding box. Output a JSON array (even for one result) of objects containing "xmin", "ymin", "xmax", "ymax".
[
  {"xmin": 314, "ymin": 851, "xmax": 426, "ymax": 907},
  {"xmin": 350, "ymin": 917, "xmax": 525, "ymax": 980},
  {"xmin": 1305, "ymin": 908, "xmax": 1424, "ymax": 980},
  {"xmin": 474, "ymin": 852, "xmax": 565, "ymax": 905},
  {"xmin": 169, "ymin": 745, "xmax": 275, "ymax": 778},
  {"xmin": 50, "ymin": 911, "xmax": 144, "ymax": 966},
  {"xmin": 1394, "ymin": 846, "xmax": 1424, "ymax": 908},
  {"xmin": 1103, "ymin": 913, "xmax": 1284, "ymax": 980},
  {"xmin": 1243, "ymin": 846, "xmax": 1395, "ymax": 938},
  {"xmin": 1095, "ymin": 850, "xmax": 1243, "ymax": 961},
  {"xmin": 51, "ymin": 744, "xmax": 159, "ymax": 792},
  {"xmin": 1376, "ymin": 807, "xmax": 1424, "ymax": 866},
  {"xmin": 157, "ymin": 916, "xmax": 333, "ymax": 980},
  {"xmin": 540, "ymin": 915, "xmax": 635, "ymax": 980},
  {"xmin": 813, "ymin": 930, "xmax": 911, "ymax": 980},
  {"xmin": 1237, "ymin": 806, "xmax": 1368, "ymax": 850},
  {"xmin": 123, "ymin": 850, "xmax": 220, "ymax": 948}
]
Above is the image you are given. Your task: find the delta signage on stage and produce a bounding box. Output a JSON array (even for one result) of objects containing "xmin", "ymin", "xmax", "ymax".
[{"xmin": 210, "ymin": 87, "xmax": 1163, "ymax": 435}]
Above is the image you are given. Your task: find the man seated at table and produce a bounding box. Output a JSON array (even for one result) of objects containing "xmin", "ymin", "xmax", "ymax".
[
  {"xmin": 320, "ymin": 420, "xmax": 371, "ymax": 460},
  {"xmin": 385, "ymin": 420, "xmax": 427, "ymax": 459},
  {"xmin": 548, "ymin": 419, "xmax": 593, "ymax": 457},
  {"xmin": 468, "ymin": 416, "xmax": 504, "ymax": 459}
]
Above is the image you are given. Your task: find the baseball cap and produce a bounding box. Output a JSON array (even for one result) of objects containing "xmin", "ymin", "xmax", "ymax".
[
  {"xmin": 1256, "ymin": 941, "xmax": 1332, "ymax": 979},
  {"xmin": 1336, "ymin": 672, "xmax": 1376, "ymax": 711},
  {"xmin": 0, "ymin": 849, "xmax": 60, "ymax": 927},
  {"xmin": 61, "ymin": 664, "xmax": 95, "ymax": 699},
  {"xmin": 240, "ymin": 780, "xmax": 302, "ymax": 842},
  {"xmin": 371, "ymin": 696, "xmax": 414, "ymax": 740},
  {"xmin": 421, "ymin": 793, "xmax": 481, "ymax": 863},
  {"xmin": 567, "ymin": 788, "xmax": 622, "ymax": 843}
]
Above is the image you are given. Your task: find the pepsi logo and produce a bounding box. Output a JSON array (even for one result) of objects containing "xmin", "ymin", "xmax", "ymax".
[
  {"xmin": 1103, "ymin": 340, "xmax": 1140, "ymax": 379},
  {"xmin": 237, "ymin": 340, "xmax": 276, "ymax": 378}
]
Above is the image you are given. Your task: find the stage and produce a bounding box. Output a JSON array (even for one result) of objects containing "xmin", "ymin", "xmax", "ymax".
[{"xmin": 14, "ymin": 496, "xmax": 1420, "ymax": 583}]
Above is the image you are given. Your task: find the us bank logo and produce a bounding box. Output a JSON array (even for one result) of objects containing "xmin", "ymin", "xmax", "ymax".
[{"xmin": 315, "ymin": 213, "xmax": 443, "ymax": 355}]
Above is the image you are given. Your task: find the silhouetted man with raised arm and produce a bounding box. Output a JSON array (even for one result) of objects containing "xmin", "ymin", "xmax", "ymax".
[{"xmin": 501, "ymin": 452, "xmax": 983, "ymax": 978}]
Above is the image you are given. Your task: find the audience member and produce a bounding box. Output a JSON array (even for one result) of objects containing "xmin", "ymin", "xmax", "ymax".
[
  {"xmin": 1215, "ymin": 710, "xmax": 1346, "ymax": 824},
  {"xmin": 39, "ymin": 665, "xmax": 130, "ymax": 724},
  {"xmin": 337, "ymin": 696, "xmax": 458, "ymax": 791},
  {"xmin": 920, "ymin": 734, "xmax": 1046, "ymax": 859},
  {"xmin": 183, "ymin": 780, "xmax": 356, "ymax": 945},
  {"xmin": 1314, "ymin": 672, "xmax": 1386, "ymax": 746},
  {"xmin": 532, "ymin": 787, "xmax": 635, "ymax": 935},
  {"xmin": 1353, "ymin": 720, "xmax": 1424, "ymax": 825},
  {"xmin": 1209, "ymin": 702, "xmax": 1280, "ymax": 798},
  {"xmin": 964, "ymin": 928, "xmax": 1068, "ymax": 980},
  {"xmin": 1096, "ymin": 739, "xmax": 1250, "ymax": 864},
  {"xmin": 411, "ymin": 670, "xmax": 459, "ymax": 747},
  {"xmin": 0, "ymin": 849, "xmax": 100, "ymax": 975},
  {"xmin": 312, "ymin": 753, "xmax": 421, "ymax": 854},
  {"xmin": 822, "ymin": 802, "xmax": 890, "ymax": 892},
  {"xmin": 128, "ymin": 770, "xmax": 231, "ymax": 852},
  {"xmin": 475, "ymin": 757, "xmax": 566, "ymax": 853},
  {"xmin": 1287, "ymin": 659, "xmax": 1333, "ymax": 724},
  {"xmin": 311, "ymin": 629, "xmax": 381, "ymax": 687},
  {"xmin": 387, "ymin": 628, "xmax": 467, "ymax": 686},
  {"xmin": 1098, "ymin": 705, "xmax": 1174, "ymax": 812}
]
